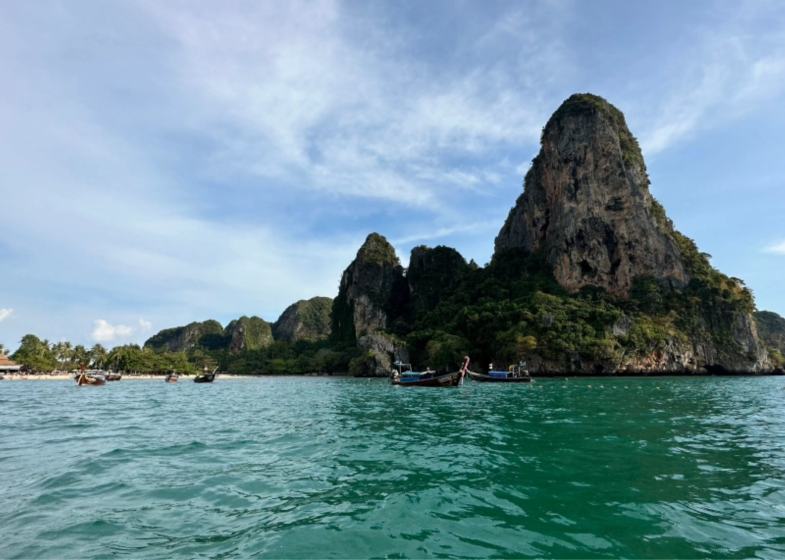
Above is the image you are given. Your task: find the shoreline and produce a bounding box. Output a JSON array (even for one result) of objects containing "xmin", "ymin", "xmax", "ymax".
[{"xmin": 3, "ymin": 371, "xmax": 784, "ymax": 380}]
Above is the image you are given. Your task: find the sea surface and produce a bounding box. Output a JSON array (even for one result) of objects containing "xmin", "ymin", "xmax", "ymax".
[{"xmin": 2, "ymin": 376, "xmax": 785, "ymax": 559}]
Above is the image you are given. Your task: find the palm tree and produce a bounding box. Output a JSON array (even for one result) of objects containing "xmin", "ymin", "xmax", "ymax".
[
  {"xmin": 62, "ymin": 341, "xmax": 73, "ymax": 363},
  {"xmin": 89, "ymin": 344, "xmax": 107, "ymax": 369},
  {"xmin": 40, "ymin": 339, "xmax": 51, "ymax": 359},
  {"xmin": 52, "ymin": 342, "xmax": 65, "ymax": 367},
  {"xmin": 72, "ymin": 345, "xmax": 88, "ymax": 369}
]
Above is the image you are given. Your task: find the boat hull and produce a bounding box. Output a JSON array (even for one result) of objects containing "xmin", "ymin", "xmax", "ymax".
[
  {"xmin": 165, "ymin": 376, "xmax": 178, "ymax": 383},
  {"xmin": 76, "ymin": 375, "xmax": 106, "ymax": 386},
  {"xmin": 467, "ymin": 371, "xmax": 533, "ymax": 383},
  {"xmin": 391, "ymin": 370, "xmax": 462, "ymax": 387},
  {"xmin": 105, "ymin": 374, "xmax": 122, "ymax": 381},
  {"xmin": 194, "ymin": 374, "xmax": 216, "ymax": 383}
]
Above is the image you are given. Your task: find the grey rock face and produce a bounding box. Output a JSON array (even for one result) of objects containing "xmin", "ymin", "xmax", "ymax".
[
  {"xmin": 754, "ymin": 311, "xmax": 785, "ymax": 355},
  {"xmin": 332, "ymin": 233, "xmax": 405, "ymax": 342},
  {"xmin": 355, "ymin": 334, "xmax": 410, "ymax": 377},
  {"xmin": 494, "ymin": 93, "xmax": 688, "ymax": 297}
]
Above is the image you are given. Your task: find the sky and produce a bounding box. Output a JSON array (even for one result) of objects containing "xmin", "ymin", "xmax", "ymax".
[{"xmin": 1, "ymin": 0, "xmax": 784, "ymax": 350}]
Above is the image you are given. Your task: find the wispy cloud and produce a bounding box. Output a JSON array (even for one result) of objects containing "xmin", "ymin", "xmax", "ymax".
[
  {"xmin": 765, "ymin": 240, "xmax": 785, "ymax": 254},
  {"xmin": 639, "ymin": 4, "xmax": 785, "ymax": 154},
  {"xmin": 0, "ymin": 309, "xmax": 12, "ymax": 323},
  {"xmin": 139, "ymin": 0, "xmax": 570, "ymax": 207},
  {"xmin": 139, "ymin": 319, "xmax": 152, "ymax": 331}
]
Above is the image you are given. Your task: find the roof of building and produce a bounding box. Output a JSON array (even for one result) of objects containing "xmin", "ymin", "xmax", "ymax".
[{"xmin": 0, "ymin": 354, "xmax": 21, "ymax": 369}]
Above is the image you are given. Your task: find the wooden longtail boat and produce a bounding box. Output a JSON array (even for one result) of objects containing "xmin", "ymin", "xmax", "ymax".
[
  {"xmin": 105, "ymin": 373, "xmax": 122, "ymax": 381},
  {"xmin": 76, "ymin": 373, "xmax": 106, "ymax": 386},
  {"xmin": 194, "ymin": 367, "xmax": 218, "ymax": 383},
  {"xmin": 467, "ymin": 363, "xmax": 533, "ymax": 383},
  {"xmin": 165, "ymin": 371, "xmax": 178, "ymax": 383},
  {"xmin": 390, "ymin": 356, "xmax": 470, "ymax": 387}
]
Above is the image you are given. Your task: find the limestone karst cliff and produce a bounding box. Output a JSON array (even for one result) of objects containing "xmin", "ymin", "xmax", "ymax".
[
  {"xmin": 225, "ymin": 316, "xmax": 273, "ymax": 352},
  {"xmin": 495, "ymin": 93, "xmax": 688, "ymax": 297},
  {"xmin": 144, "ymin": 316, "xmax": 272, "ymax": 353},
  {"xmin": 331, "ymin": 233, "xmax": 407, "ymax": 343},
  {"xmin": 138, "ymin": 92, "xmax": 780, "ymax": 376},
  {"xmin": 484, "ymin": 93, "xmax": 770, "ymax": 373},
  {"xmin": 407, "ymin": 245, "xmax": 471, "ymax": 315},
  {"xmin": 144, "ymin": 320, "xmax": 225, "ymax": 352},
  {"xmin": 754, "ymin": 311, "xmax": 785, "ymax": 365},
  {"xmin": 272, "ymin": 297, "xmax": 333, "ymax": 343}
]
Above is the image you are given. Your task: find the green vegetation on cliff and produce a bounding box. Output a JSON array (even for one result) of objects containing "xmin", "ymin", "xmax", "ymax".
[
  {"xmin": 273, "ymin": 297, "xmax": 332, "ymax": 342},
  {"xmin": 144, "ymin": 320, "xmax": 225, "ymax": 351}
]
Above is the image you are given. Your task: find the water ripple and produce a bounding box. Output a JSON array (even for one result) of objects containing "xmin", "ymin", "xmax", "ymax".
[{"xmin": 2, "ymin": 377, "xmax": 785, "ymax": 558}]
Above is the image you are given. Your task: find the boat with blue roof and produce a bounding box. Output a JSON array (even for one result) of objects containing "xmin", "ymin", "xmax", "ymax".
[
  {"xmin": 390, "ymin": 356, "xmax": 470, "ymax": 387},
  {"xmin": 467, "ymin": 362, "xmax": 533, "ymax": 383}
]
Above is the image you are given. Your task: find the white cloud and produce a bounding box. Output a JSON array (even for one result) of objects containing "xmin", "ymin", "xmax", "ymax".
[
  {"xmin": 765, "ymin": 240, "xmax": 785, "ymax": 254},
  {"xmin": 0, "ymin": 309, "xmax": 12, "ymax": 322},
  {"xmin": 139, "ymin": 319, "xmax": 152, "ymax": 331},
  {"xmin": 91, "ymin": 320, "xmax": 135, "ymax": 342},
  {"xmin": 638, "ymin": 5, "xmax": 785, "ymax": 154},
  {"xmin": 137, "ymin": 0, "xmax": 569, "ymax": 206}
]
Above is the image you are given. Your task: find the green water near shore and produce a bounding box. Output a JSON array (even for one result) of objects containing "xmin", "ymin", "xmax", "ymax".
[{"xmin": 2, "ymin": 377, "xmax": 785, "ymax": 558}]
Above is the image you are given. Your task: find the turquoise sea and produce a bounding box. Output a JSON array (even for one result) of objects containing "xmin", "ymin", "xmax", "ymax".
[{"xmin": 2, "ymin": 376, "xmax": 785, "ymax": 559}]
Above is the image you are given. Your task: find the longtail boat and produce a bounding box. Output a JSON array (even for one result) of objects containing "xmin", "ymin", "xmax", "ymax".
[
  {"xmin": 194, "ymin": 367, "xmax": 217, "ymax": 383},
  {"xmin": 76, "ymin": 372, "xmax": 106, "ymax": 386},
  {"xmin": 468, "ymin": 363, "xmax": 532, "ymax": 383},
  {"xmin": 165, "ymin": 371, "xmax": 178, "ymax": 383},
  {"xmin": 390, "ymin": 356, "xmax": 470, "ymax": 387},
  {"xmin": 105, "ymin": 372, "xmax": 122, "ymax": 381}
]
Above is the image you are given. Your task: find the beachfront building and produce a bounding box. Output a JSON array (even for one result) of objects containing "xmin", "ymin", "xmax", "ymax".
[{"xmin": 0, "ymin": 354, "xmax": 22, "ymax": 373}]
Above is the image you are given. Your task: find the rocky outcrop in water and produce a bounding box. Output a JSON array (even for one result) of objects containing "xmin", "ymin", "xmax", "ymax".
[
  {"xmin": 331, "ymin": 233, "xmax": 406, "ymax": 343},
  {"xmin": 494, "ymin": 93, "xmax": 687, "ymax": 297},
  {"xmin": 490, "ymin": 93, "xmax": 771, "ymax": 373},
  {"xmin": 273, "ymin": 297, "xmax": 333, "ymax": 343}
]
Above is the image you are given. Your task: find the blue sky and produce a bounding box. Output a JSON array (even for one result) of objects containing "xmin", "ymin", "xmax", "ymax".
[{"xmin": 1, "ymin": 0, "xmax": 784, "ymax": 350}]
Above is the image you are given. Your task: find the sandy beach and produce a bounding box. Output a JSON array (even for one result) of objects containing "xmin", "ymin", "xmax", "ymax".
[{"xmin": 0, "ymin": 374, "xmax": 264, "ymax": 380}]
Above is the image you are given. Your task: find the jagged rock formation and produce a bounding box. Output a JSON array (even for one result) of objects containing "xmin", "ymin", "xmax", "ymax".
[
  {"xmin": 755, "ymin": 311, "xmax": 785, "ymax": 357},
  {"xmin": 495, "ymin": 93, "xmax": 688, "ymax": 297},
  {"xmin": 331, "ymin": 233, "xmax": 407, "ymax": 343},
  {"xmin": 144, "ymin": 320, "xmax": 225, "ymax": 352},
  {"xmin": 351, "ymin": 334, "xmax": 410, "ymax": 377},
  {"xmin": 225, "ymin": 316, "xmax": 273, "ymax": 352},
  {"xmin": 488, "ymin": 93, "xmax": 771, "ymax": 373},
  {"xmin": 272, "ymin": 297, "xmax": 332, "ymax": 342},
  {"xmin": 407, "ymin": 246, "xmax": 471, "ymax": 314}
]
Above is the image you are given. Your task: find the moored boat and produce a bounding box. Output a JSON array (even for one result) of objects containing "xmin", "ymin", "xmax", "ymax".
[
  {"xmin": 468, "ymin": 363, "xmax": 533, "ymax": 383},
  {"xmin": 194, "ymin": 367, "xmax": 217, "ymax": 383},
  {"xmin": 390, "ymin": 356, "xmax": 470, "ymax": 387},
  {"xmin": 165, "ymin": 371, "xmax": 178, "ymax": 383},
  {"xmin": 76, "ymin": 372, "xmax": 106, "ymax": 386},
  {"xmin": 105, "ymin": 372, "xmax": 122, "ymax": 381}
]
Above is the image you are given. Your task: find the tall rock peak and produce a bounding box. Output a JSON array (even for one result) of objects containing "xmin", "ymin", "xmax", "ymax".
[
  {"xmin": 331, "ymin": 233, "xmax": 406, "ymax": 342},
  {"xmin": 495, "ymin": 93, "xmax": 688, "ymax": 297}
]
